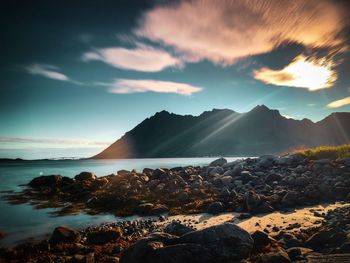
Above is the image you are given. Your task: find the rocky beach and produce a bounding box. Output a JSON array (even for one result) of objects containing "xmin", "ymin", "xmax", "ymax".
[{"xmin": 1, "ymin": 154, "xmax": 350, "ymax": 262}]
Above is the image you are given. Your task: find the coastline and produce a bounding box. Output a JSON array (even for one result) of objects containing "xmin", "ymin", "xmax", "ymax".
[{"xmin": 1, "ymin": 155, "xmax": 350, "ymax": 262}]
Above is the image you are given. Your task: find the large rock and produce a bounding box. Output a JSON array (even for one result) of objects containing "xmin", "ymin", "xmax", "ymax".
[
  {"xmin": 244, "ymin": 191, "xmax": 261, "ymax": 212},
  {"xmin": 210, "ymin": 157, "xmax": 227, "ymax": 167},
  {"xmin": 152, "ymin": 169, "xmax": 169, "ymax": 180},
  {"xmin": 178, "ymin": 223, "xmax": 253, "ymax": 261},
  {"xmin": 252, "ymin": 230, "xmax": 273, "ymax": 247},
  {"xmin": 28, "ymin": 175, "xmax": 63, "ymax": 188},
  {"xmin": 48, "ymin": 226, "xmax": 81, "ymax": 244},
  {"xmin": 259, "ymin": 246, "xmax": 291, "ymax": 263},
  {"xmin": 120, "ymin": 223, "xmax": 253, "ymax": 263},
  {"xmin": 164, "ymin": 222, "xmax": 194, "ymax": 236},
  {"xmin": 75, "ymin": 172, "xmax": 96, "ymax": 181},
  {"xmin": 88, "ymin": 228, "xmax": 123, "ymax": 245},
  {"xmin": 257, "ymin": 155, "xmax": 276, "ymax": 168},
  {"xmin": 207, "ymin": 202, "xmax": 224, "ymax": 214}
]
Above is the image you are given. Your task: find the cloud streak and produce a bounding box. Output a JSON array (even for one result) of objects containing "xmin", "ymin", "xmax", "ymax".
[
  {"xmin": 82, "ymin": 44, "xmax": 182, "ymax": 72},
  {"xmin": 0, "ymin": 137, "xmax": 110, "ymax": 147},
  {"xmin": 25, "ymin": 64, "xmax": 70, "ymax": 81},
  {"xmin": 327, "ymin": 96, "xmax": 350, "ymax": 108},
  {"xmin": 103, "ymin": 79, "xmax": 202, "ymax": 95},
  {"xmin": 136, "ymin": 0, "xmax": 347, "ymax": 64},
  {"xmin": 253, "ymin": 55, "xmax": 337, "ymax": 91}
]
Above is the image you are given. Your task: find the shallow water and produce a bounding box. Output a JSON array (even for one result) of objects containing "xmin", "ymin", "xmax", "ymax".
[{"xmin": 0, "ymin": 157, "xmax": 243, "ymax": 246}]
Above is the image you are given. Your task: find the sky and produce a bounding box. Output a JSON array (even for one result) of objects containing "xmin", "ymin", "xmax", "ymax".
[{"xmin": 1, "ymin": 0, "xmax": 350, "ymax": 159}]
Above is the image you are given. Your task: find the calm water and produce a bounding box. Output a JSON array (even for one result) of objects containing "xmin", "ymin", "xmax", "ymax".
[{"xmin": 0, "ymin": 157, "xmax": 242, "ymax": 246}]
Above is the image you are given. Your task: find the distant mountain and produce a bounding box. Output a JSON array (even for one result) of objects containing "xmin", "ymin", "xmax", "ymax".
[{"xmin": 92, "ymin": 105, "xmax": 350, "ymax": 158}]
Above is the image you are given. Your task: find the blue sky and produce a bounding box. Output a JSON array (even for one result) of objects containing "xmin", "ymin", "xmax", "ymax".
[{"xmin": 1, "ymin": 0, "xmax": 350, "ymax": 159}]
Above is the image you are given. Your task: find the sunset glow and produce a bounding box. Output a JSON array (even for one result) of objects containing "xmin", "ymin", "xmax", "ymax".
[{"xmin": 254, "ymin": 56, "xmax": 337, "ymax": 91}]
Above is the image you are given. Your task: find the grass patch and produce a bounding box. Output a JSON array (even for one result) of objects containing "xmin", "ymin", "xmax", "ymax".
[{"xmin": 291, "ymin": 145, "xmax": 350, "ymax": 160}]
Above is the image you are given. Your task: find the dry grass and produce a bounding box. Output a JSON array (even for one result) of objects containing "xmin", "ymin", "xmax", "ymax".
[{"xmin": 291, "ymin": 144, "xmax": 350, "ymax": 160}]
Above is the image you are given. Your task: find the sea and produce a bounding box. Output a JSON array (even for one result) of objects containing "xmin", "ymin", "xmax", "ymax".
[{"xmin": 0, "ymin": 157, "xmax": 243, "ymax": 246}]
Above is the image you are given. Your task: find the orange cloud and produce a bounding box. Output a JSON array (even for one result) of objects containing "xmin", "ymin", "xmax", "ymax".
[
  {"xmin": 136, "ymin": 0, "xmax": 347, "ymax": 64},
  {"xmin": 107, "ymin": 79, "xmax": 202, "ymax": 96},
  {"xmin": 327, "ymin": 96, "xmax": 350, "ymax": 108},
  {"xmin": 253, "ymin": 55, "xmax": 337, "ymax": 91},
  {"xmin": 82, "ymin": 44, "xmax": 182, "ymax": 72}
]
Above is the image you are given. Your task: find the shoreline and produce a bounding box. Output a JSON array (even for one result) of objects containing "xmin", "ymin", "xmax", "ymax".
[
  {"xmin": 0, "ymin": 202, "xmax": 349, "ymax": 262},
  {"xmin": 1, "ymin": 154, "xmax": 350, "ymax": 262}
]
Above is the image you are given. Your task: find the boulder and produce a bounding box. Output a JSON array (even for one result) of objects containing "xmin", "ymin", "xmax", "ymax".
[
  {"xmin": 75, "ymin": 172, "xmax": 96, "ymax": 181},
  {"xmin": 287, "ymin": 247, "xmax": 314, "ymax": 261},
  {"xmin": 209, "ymin": 157, "xmax": 227, "ymax": 167},
  {"xmin": 150, "ymin": 205, "xmax": 169, "ymax": 215},
  {"xmin": 258, "ymin": 155, "xmax": 276, "ymax": 168},
  {"xmin": 164, "ymin": 222, "xmax": 194, "ymax": 236},
  {"xmin": 259, "ymin": 246, "xmax": 291, "ymax": 263},
  {"xmin": 136, "ymin": 203, "xmax": 154, "ymax": 214},
  {"xmin": 207, "ymin": 202, "xmax": 224, "ymax": 214},
  {"xmin": 28, "ymin": 175, "xmax": 63, "ymax": 188},
  {"xmin": 252, "ymin": 230, "xmax": 272, "ymax": 247},
  {"xmin": 152, "ymin": 169, "xmax": 169, "ymax": 180},
  {"xmin": 48, "ymin": 226, "xmax": 81, "ymax": 244},
  {"xmin": 120, "ymin": 233, "xmax": 177, "ymax": 263},
  {"xmin": 244, "ymin": 191, "xmax": 261, "ymax": 212},
  {"xmin": 219, "ymin": 176, "xmax": 233, "ymax": 185},
  {"xmin": 121, "ymin": 223, "xmax": 253, "ymax": 263},
  {"xmin": 117, "ymin": 170, "xmax": 130, "ymax": 176},
  {"xmin": 178, "ymin": 223, "xmax": 253, "ymax": 261},
  {"xmin": 88, "ymin": 228, "xmax": 123, "ymax": 245}
]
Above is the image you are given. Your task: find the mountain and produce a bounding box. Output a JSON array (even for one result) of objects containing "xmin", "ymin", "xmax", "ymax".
[{"xmin": 92, "ymin": 106, "xmax": 350, "ymax": 158}]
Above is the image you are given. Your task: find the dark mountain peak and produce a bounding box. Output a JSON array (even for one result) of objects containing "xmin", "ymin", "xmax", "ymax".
[
  {"xmin": 199, "ymin": 108, "xmax": 236, "ymax": 118},
  {"xmin": 153, "ymin": 110, "xmax": 171, "ymax": 117},
  {"xmin": 248, "ymin": 105, "xmax": 282, "ymax": 119},
  {"xmin": 251, "ymin": 104, "xmax": 271, "ymax": 112},
  {"xmin": 92, "ymin": 107, "xmax": 350, "ymax": 159}
]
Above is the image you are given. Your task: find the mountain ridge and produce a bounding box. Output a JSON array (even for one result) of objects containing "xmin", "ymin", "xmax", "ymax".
[{"xmin": 92, "ymin": 106, "xmax": 350, "ymax": 159}]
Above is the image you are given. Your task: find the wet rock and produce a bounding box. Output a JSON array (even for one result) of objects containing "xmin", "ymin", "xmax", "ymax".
[
  {"xmin": 48, "ymin": 226, "xmax": 81, "ymax": 244},
  {"xmin": 75, "ymin": 172, "xmax": 96, "ymax": 181},
  {"xmin": 258, "ymin": 155, "xmax": 276, "ymax": 168},
  {"xmin": 209, "ymin": 157, "xmax": 227, "ymax": 167},
  {"xmin": 164, "ymin": 222, "xmax": 194, "ymax": 236},
  {"xmin": 252, "ymin": 230, "xmax": 272, "ymax": 247},
  {"xmin": 207, "ymin": 202, "xmax": 224, "ymax": 215},
  {"xmin": 152, "ymin": 168, "xmax": 169, "ymax": 180},
  {"xmin": 136, "ymin": 203, "xmax": 154, "ymax": 214},
  {"xmin": 305, "ymin": 227, "xmax": 347, "ymax": 250},
  {"xmin": 244, "ymin": 191, "xmax": 261, "ymax": 212},
  {"xmin": 150, "ymin": 205, "xmax": 169, "ymax": 215},
  {"xmin": 28, "ymin": 175, "xmax": 63, "ymax": 188},
  {"xmin": 259, "ymin": 246, "xmax": 291, "ymax": 263},
  {"xmin": 209, "ymin": 166, "xmax": 224, "ymax": 176},
  {"xmin": 218, "ymin": 176, "xmax": 233, "ymax": 186},
  {"xmin": 117, "ymin": 170, "xmax": 130, "ymax": 176},
  {"xmin": 178, "ymin": 223, "xmax": 253, "ymax": 261},
  {"xmin": 286, "ymin": 247, "xmax": 314, "ymax": 261},
  {"xmin": 88, "ymin": 228, "xmax": 122, "ymax": 245}
]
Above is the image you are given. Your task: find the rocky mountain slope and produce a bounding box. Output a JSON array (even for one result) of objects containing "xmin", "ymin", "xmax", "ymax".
[{"xmin": 93, "ymin": 105, "xmax": 350, "ymax": 158}]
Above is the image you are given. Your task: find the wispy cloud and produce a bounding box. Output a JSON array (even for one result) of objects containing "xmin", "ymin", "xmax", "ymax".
[
  {"xmin": 100, "ymin": 79, "xmax": 202, "ymax": 96},
  {"xmin": 25, "ymin": 64, "xmax": 84, "ymax": 85},
  {"xmin": 136, "ymin": 0, "xmax": 347, "ymax": 65},
  {"xmin": 25, "ymin": 64, "xmax": 70, "ymax": 81},
  {"xmin": 253, "ymin": 55, "xmax": 337, "ymax": 91},
  {"xmin": 327, "ymin": 96, "xmax": 350, "ymax": 108},
  {"xmin": 0, "ymin": 137, "xmax": 111, "ymax": 147},
  {"xmin": 82, "ymin": 44, "xmax": 182, "ymax": 72}
]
